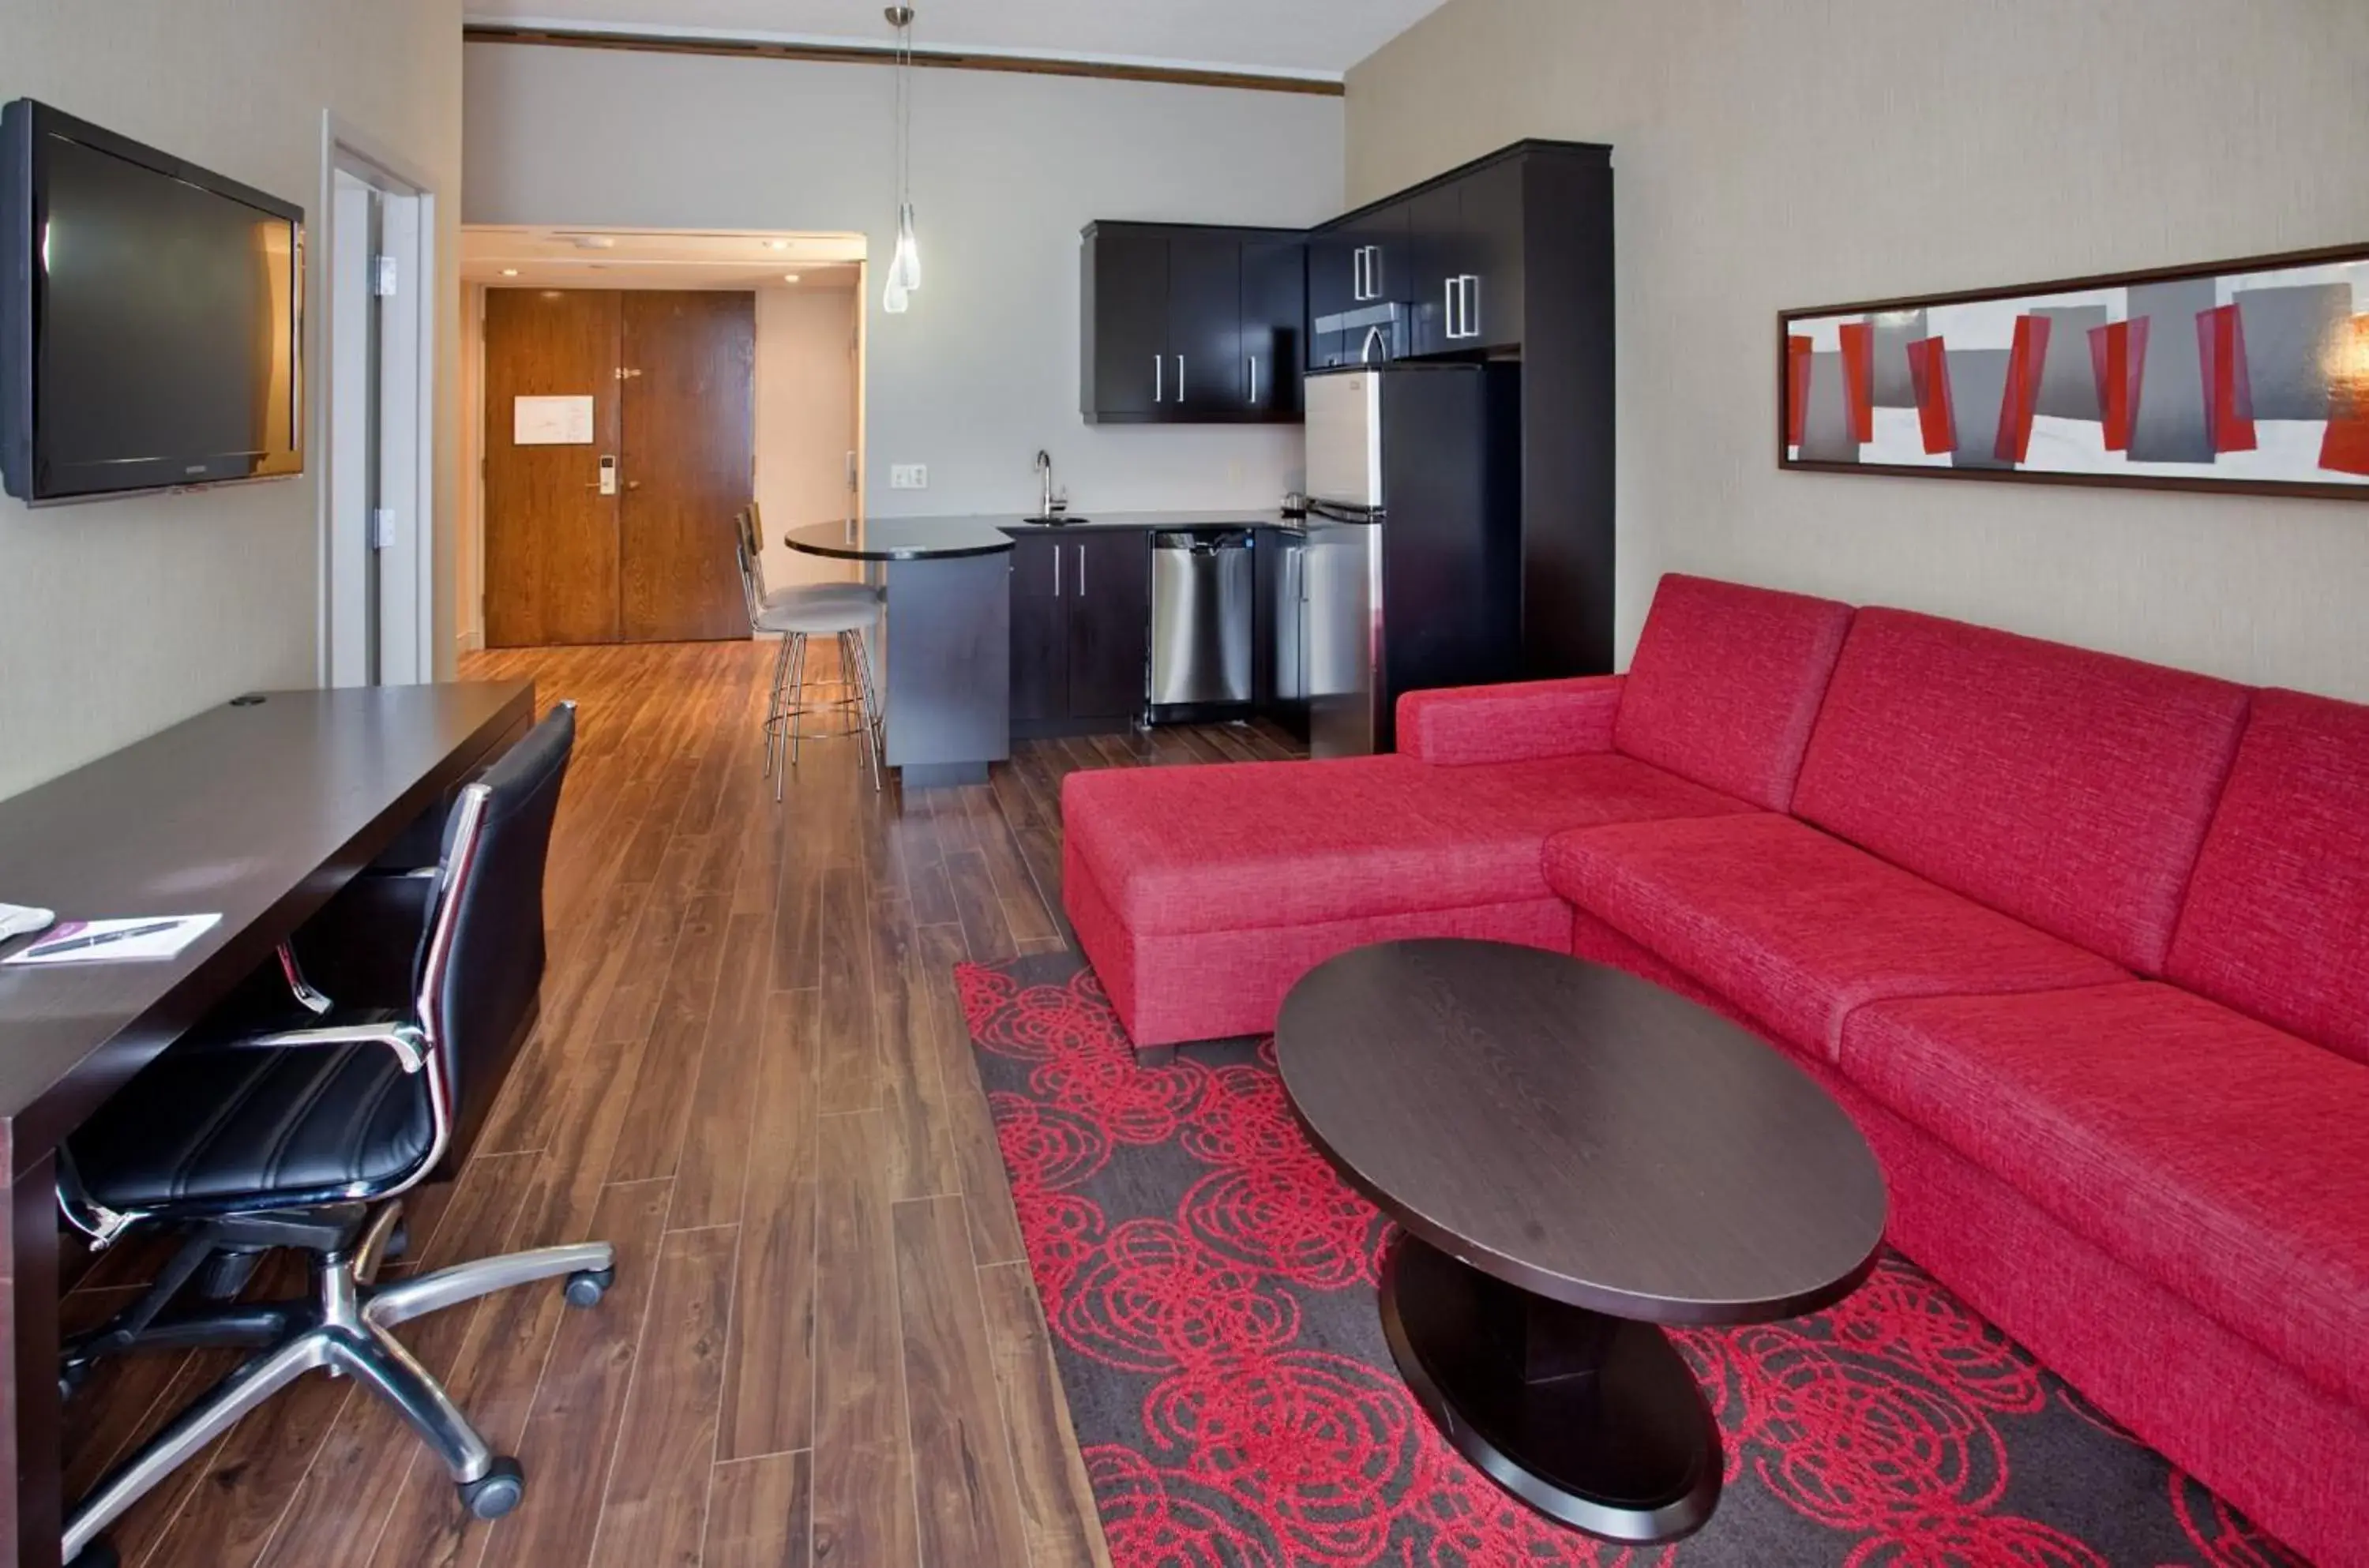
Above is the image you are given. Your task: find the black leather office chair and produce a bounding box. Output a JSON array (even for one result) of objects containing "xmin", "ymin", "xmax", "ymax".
[{"xmin": 53, "ymin": 704, "xmax": 606, "ymax": 1568}]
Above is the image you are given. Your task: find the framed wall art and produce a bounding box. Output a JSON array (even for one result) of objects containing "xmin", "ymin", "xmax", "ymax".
[{"xmin": 1779, "ymin": 243, "xmax": 2369, "ymax": 499}]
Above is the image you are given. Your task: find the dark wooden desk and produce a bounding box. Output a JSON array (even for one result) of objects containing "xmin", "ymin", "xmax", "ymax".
[{"xmin": 0, "ymin": 681, "xmax": 533, "ymax": 1568}]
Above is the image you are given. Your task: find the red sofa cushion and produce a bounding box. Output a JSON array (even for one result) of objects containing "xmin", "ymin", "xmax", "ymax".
[
  {"xmin": 1790, "ymin": 608, "xmax": 2251, "ymax": 975},
  {"xmin": 1609, "ymin": 573, "xmax": 1855, "ymax": 812},
  {"xmin": 1398, "ymin": 675, "xmax": 1623, "ymax": 767},
  {"xmin": 1542, "ymin": 812, "xmax": 2126, "ymax": 1059},
  {"xmin": 1062, "ymin": 751, "xmax": 1748, "ymax": 938},
  {"xmin": 2168, "ymin": 689, "xmax": 2369, "ymax": 1066},
  {"xmin": 1839, "ymin": 983, "xmax": 2369, "ymax": 1412}
]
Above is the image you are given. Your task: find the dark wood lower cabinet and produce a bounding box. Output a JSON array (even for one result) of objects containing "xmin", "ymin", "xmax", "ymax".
[
  {"xmin": 1008, "ymin": 535, "xmax": 1067, "ymax": 726},
  {"xmin": 1008, "ymin": 529, "xmax": 1153, "ymax": 736}
]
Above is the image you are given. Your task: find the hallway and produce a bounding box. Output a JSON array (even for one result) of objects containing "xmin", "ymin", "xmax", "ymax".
[{"xmin": 61, "ymin": 640, "xmax": 1305, "ymax": 1568}]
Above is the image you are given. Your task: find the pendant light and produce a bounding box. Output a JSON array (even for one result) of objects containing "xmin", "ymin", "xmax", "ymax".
[{"xmin": 882, "ymin": 6, "xmax": 922, "ymax": 313}]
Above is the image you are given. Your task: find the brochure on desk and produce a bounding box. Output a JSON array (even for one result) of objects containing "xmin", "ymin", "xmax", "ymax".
[{"xmin": 2, "ymin": 915, "xmax": 220, "ymax": 966}]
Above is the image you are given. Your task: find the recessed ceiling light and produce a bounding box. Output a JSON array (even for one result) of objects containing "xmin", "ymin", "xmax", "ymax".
[
  {"xmin": 571, "ymin": 235, "xmax": 618, "ymax": 250},
  {"xmin": 764, "ymin": 239, "xmax": 792, "ymax": 252},
  {"xmin": 501, "ymin": 268, "xmax": 520, "ymax": 277},
  {"xmin": 783, "ymin": 273, "xmax": 802, "ymax": 283}
]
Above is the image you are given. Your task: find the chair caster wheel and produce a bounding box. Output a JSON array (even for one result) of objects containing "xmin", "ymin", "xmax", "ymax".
[
  {"xmin": 564, "ymin": 1266, "xmax": 615, "ymax": 1308},
  {"xmin": 383, "ymin": 1220, "xmax": 410, "ymax": 1262},
  {"xmin": 68, "ymin": 1540, "xmax": 120, "ymax": 1568},
  {"xmin": 459, "ymin": 1456, "xmax": 525, "ymax": 1520},
  {"xmin": 59, "ymin": 1356, "xmax": 94, "ymax": 1405}
]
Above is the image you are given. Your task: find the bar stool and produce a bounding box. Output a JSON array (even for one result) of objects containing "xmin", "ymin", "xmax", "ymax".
[
  {"xmin": 764, "ymin": 595, "xmax": 884, "ymax": 797},
  {"xmin": 734, "ymin": 508, "xmax": 884, "ymax": 799}
]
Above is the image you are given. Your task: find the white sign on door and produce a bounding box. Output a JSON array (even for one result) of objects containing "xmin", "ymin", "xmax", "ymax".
[{"xmin": 513, "ymin": 395, "xmax": 595, "ymax": 445}]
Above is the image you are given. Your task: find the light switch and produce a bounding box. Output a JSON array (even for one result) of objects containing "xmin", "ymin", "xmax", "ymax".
[{"xmin": 889, "ymin": 463, "xmax": 928, "ymax": 490}]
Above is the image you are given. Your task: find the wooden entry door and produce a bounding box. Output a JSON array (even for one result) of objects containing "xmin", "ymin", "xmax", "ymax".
[
  {"xmin": 484, "ymin": 289, "xmax": 621, "ymax": 647},
  {"xmin": 621, "ymin": 291, "xmax": 756, "ymax": 642},
  {"xmin": 482, "ymin": 288, "xmax": 755, "ymax": 647}
]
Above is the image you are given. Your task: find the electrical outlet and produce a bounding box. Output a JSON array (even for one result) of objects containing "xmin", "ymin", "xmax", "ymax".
[{"xmin": 889, "ymin": 463, "xmax": 929, "ymax": 490}]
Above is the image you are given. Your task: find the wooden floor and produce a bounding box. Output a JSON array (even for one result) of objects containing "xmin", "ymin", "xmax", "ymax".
[{"xmin": 59, "ymin": 639, "xmax": 1306, "ymax": 1568}]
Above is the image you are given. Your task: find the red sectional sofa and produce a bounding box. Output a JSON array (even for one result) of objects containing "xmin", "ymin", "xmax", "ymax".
[{"xmin": 1060, "ymin": 574, "xmax": 2369, "ymax": 1565}]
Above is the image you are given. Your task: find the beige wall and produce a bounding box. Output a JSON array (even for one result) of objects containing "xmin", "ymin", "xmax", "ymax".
[
  {"xmin": 755, "ymin": 284, "xmax": 864, "ymax": 596},
  {"xmin": 1347, "ymin": 0, "xmax": 2369, "ymax": 700},
  {"xmin": 0, "ymin": 0, "xmax": 465, "ymax": 800},
  {"xmin": 463, "ymin": 43, "xmax": 1343, "ymax": 522}
]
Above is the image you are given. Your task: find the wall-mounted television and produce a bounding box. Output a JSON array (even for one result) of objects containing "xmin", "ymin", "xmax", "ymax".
[{"xmin": 1, "ymin": 99, "xmax": 304, "ymax": 505}]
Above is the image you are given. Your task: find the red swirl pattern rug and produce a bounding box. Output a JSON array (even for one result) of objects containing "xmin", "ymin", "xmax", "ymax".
[{"xmin": 959, "ymin": 954, "xmax": 2310, "ymax": 1568}]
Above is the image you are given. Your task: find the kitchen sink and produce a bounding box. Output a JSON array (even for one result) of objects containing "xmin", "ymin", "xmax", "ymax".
[{"xmin": 1021, "ymin": 515, "xmax": 1091, "ymax": 527}]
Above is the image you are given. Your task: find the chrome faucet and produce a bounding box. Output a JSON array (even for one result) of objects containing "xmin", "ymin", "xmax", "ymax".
[{"xmin": 1034, "ymin": 449, "xmax": 1061, "ymax": 517}]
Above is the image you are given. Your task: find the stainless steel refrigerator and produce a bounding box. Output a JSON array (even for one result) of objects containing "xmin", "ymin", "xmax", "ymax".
[{"xmin": 1301, "ymin": 364, "xmax": 1522, "ymax": 757}]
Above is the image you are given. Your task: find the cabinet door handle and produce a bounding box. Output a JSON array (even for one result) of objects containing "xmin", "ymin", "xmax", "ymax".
[
  {"xmin": 1053, "ymin": 544, "xmax": 1061, "ymax": 598},
  {"xmin": 1248, "ymin": 355, "xmax": 1259, "ymax": 405},
  {"xmin": 1352, "ymin": 246, "xmax": 1365, "ymax": 302},
  {"xmin": 1076, "ymin": 543, "xmax": 1087, "ymax": 597},
  {"xmin": 1463, "ymin": 275, "xmax": 1481, "ymax": 339},
  {"xmin": 1369, "ymin": 246, "xmax": 1383, "ymax": 299},
  {"xmin": 1154, "ymin": 354, "xmax": 1163, "ymax": 403},
  {"xmin": 1175, "ymin": 355, "xmax": 1185, "ymax": 400},
  {"xmin": 1443, "ymin": 278, "xmax": 1457, "ymax": 340}
]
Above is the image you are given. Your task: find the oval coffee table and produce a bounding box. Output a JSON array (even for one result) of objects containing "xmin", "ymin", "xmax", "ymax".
[{"xmin": 1277, "ymin": 939, "xmax": 1888, "ymax": 1543}]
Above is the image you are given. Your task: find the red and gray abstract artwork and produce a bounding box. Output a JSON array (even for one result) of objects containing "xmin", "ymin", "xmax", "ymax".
[{"xmin": 1782, "ymin": 250, "xmax": 2369, "ymax": 493}]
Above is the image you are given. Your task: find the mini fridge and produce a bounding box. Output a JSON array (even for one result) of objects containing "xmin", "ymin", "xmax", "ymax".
[{"xmin": 1301, "ymin": 364, "xmax": 1522, "ymax": 756}]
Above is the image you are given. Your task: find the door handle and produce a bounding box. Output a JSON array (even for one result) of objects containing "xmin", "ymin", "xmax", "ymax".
[{"xmin": 591, "ymin": 455, "xmax": 618, "ymax": 493}]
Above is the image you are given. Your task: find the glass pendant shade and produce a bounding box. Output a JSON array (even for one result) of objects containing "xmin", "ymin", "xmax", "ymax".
[
  {"xmin": 880, "ymin": 6, "xmax": 922, "ymax": 314},
  {"xmin": 895, "ymin": 201, "xmax": 921, "ymax": 291}
]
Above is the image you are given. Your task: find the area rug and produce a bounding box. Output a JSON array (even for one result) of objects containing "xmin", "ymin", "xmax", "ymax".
[{"xmin": 958, "ymin": 953, "xmax": 2307, "ymax": 1568}]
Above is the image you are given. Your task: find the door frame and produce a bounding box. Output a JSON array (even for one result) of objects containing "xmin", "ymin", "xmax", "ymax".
[{"xmin": 317, "ymin": 113, "xmax": 439, "ymax": 687}]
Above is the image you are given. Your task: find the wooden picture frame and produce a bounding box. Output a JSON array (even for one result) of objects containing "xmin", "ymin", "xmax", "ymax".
[{"xmin": 1778, "ymin": 242, "xmax": 2369, "ymax": 501}]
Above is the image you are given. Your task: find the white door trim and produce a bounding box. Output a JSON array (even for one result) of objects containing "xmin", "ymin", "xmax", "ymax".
[{"xmin": 317, "ymin": 113, "xmax": 440, "ymax": 686}]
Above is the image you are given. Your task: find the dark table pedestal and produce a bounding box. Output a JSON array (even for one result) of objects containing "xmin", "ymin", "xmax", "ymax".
[{"xmin": 1380, "ymin": 1232, "xmax": 1721, "ymax": 1544}]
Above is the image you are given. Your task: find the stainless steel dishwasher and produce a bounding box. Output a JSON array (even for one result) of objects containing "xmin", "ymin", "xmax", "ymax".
[{"xmin": 1149, "ymin": 530, "xmax": 1255, "ymax": 722}]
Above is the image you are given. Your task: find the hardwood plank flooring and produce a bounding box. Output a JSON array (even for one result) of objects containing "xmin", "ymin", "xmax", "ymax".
[{"xmin": 58, "ymin": 638, "xmax": 1302, "ymax": 1566}]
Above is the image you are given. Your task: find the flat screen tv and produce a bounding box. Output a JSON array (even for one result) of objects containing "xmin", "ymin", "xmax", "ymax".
[{"xmin": 1, "ymin": 99, "xmax": 304, "ymax": 505}]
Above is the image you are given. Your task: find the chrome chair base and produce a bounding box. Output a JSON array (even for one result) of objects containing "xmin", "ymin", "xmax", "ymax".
[{"xmin": 62, "ymin": 1201, "xmax": 614, "ymax": 1566}]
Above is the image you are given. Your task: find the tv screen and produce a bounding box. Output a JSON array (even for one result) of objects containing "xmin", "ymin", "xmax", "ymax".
[{"xmin": 2, "ymin": 99, "xmax": 304, "ymax": 505}]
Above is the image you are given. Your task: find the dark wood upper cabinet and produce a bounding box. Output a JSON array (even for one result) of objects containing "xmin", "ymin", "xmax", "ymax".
[
  {"xmin": 1081, "ymin": 223, "xmax": 1305, "ymax": 424},
  {"xmin": 1312, "ymin": 201, "xmax": 1414, "ymax": 369},
  {"xmin": 1241, "ymin": 238, "xmax": 1306, "ymax": 419},
  {"xmin": 1081, "ymin": 227, "xmax": 1169, "ymax": 422},
  {"xmin": 1406, "ymin": 182, "xmax": 1465, "ymax": 359},
  {"xmin": 1407, "ymin": 157, "xmax": 1526, "ymax": 357},
  {"xmin": 1166, "ymin": 233, "xmax": 1243, "ymax": 419}
]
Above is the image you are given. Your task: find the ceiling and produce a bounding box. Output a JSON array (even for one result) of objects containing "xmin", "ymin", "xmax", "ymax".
[
  {"xmin": 461, "ymin": 226, "xmax": 866, "ymax": 289},
  {"xmin": 467, "ymin": 0, "xmax": 1449, "ymax": 79}
]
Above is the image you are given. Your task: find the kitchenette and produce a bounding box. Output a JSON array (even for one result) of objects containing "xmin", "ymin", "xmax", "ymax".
[{"xmin": 786, "ymin": 137, "xmax": 1613, "ymax": 789}]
